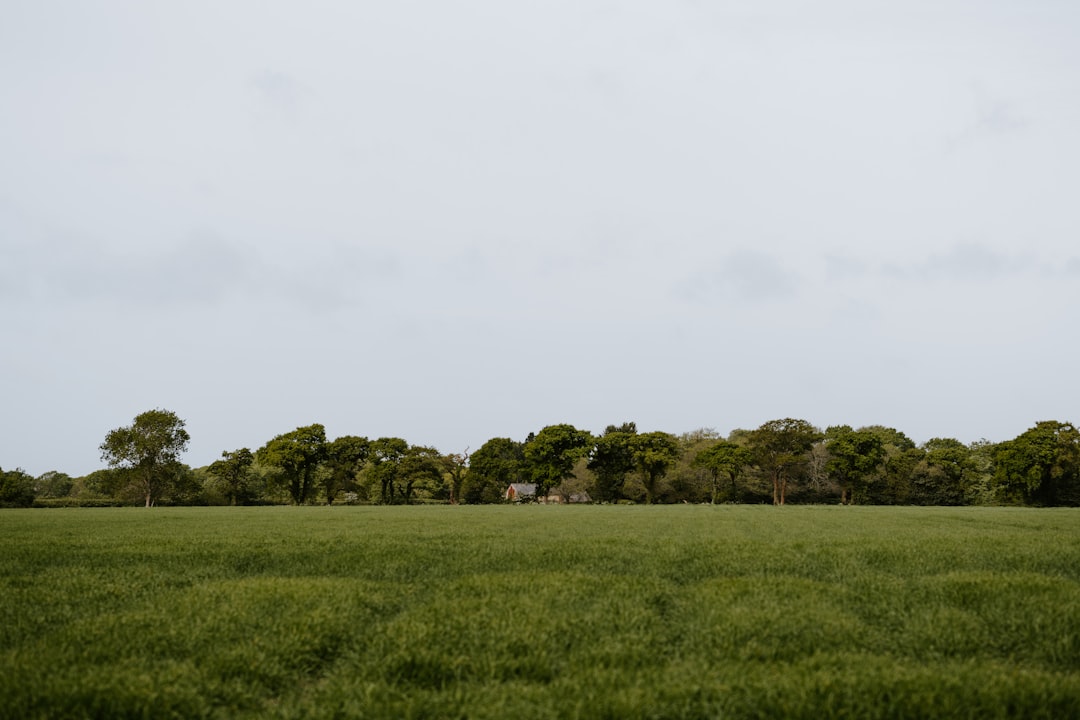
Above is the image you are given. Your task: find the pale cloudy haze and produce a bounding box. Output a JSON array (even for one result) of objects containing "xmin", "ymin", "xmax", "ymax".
[{"xmin": 3, "ymin": 1, "xmax": 1079, "ymax": 476}]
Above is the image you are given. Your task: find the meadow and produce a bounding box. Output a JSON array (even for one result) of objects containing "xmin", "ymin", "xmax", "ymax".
[{"xmin": 1, "ymin": 505, "xmax": 1078, "ymax": 719}]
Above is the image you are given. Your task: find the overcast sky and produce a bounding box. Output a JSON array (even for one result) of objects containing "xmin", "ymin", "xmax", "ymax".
[{"xmin": 3, "ymin": 1, "xmax": 1079, "ymax": 476}]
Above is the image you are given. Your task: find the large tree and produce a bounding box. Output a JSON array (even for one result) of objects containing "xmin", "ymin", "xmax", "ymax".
[
  {"xmin": 207, "ymin": 448, "xmax": 254, "ymax": 506},
  {"xmin": 256, "ymin": 424, "xmax": 327, "ymax": 505},
  {"xmin": 825, "ymin": 426, "xmax": 887, "ymax": 505},
  {"xmin": 993, "ymin": 421, "xmax": 1080, "ymax": 506},
  {"xmin": 463, "ymin": 438, "xmax": 526, "ymax": 504},
  {"xmin": 323, "ymin": 435, "xmax": 370, "ymax": 504},
  {"xmin": 912, "ymin": 438, "xmax": 975, "ymax": 506},
  {"xmin": 366, "ymin": 437, "xmax": 409, "ymax": 504},
  {"xmin": 0, "ymin": 467, "xmax": 36, "ymax": 508},
  {"xmin": 629, "ymin": 431, "xmax": 681, "ymax": 504},
  {"xmin": 99, "ymin": 409, "xmax": 191, "ymax": 508},
  {"xmin": 587, "ymin": 423, "xmax": 637, "ymax": 503},
  {"xmin": 748, "ymin": 418, "xmax": 822, "ymax": 505},
  {"xmin": 694, "ymin": 441, "xmax": 753, "ymax": 504},
  {"xmin": 524, "ymin": 424, "xmax": 593, "ymax": 499}
]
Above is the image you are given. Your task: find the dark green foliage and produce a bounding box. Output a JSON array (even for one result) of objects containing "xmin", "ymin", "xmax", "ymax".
[
  {"xmin": 365, "ymin": 437, "xmax": 409, "ymax": 504},
  {"xmin": 588, "ymin": 424, "xmax": 638, "ymax": 502},
  {"xmin": 0, "ymin": 467, "xmax": 35, "ymax": 507},
  {"xmin": 256, "ymin": 424, "xmax": 327, "ymax": 505},
  {"xmin": 208, "ymin": 448, "xmax": 255, "ymax": 505},
  {"xmin": 993, "ymin": 421, "xmax": 1080, "ymax": 505},
  {"xmin": 463, "ymin": 438, "xmax": 526, "ymax": 503},
  {"xmin": 323, "ymin": 436, "xmax": 369, "ymax": 504},
  {"xmin": 99, "ymin": 408, "xmax": 191, "ymax": 507},
  {"xmin": 628, "ymin": 431, "xmax": 681, "ymax": 504},
  {"xmin": 33, "ymin": 471, "xmax": 73, "ymax": 499},
  {"xmin": 694, "ymin": 441, "xmax": 753, "ymax": 503},
  {"xmin": 825, "ymin": 426, "xmax": 887, "ymax": 504},
  {"xmin": 748, "ymin": 418, "xmax": 823, "ymax": 505},
  {"xmin": 523, "ymin": 423, "xmax": 593, "ymax": 497},
  {"xmin": 911, "ymin": 438, "xmax": 976, "ymax": 505}
]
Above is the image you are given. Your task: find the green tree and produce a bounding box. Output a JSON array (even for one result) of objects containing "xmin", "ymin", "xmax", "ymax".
[
  {"xmin": 367, "ymin": 437, "xmax": 409, "ymax": 504},
  {"xmin": 323, "ymin": 436, "xmax": 370, "ymax": 505},
  {"xmin": 629, "ymin": 431, "xmax": 681, "ymax": 504},
  {"xmin": 694, "ymin": 441, "xmax": 753, "ymax": 504},
  {"xmin": 34, "ymin": 471, "xmax": 73, "ymax": 499},
  {"xmin": 463, "ymin": 438, "xmax": 526, "ymax": 504},
  {"xmin": 588, "ymin": 423, "xmax": 637, "ymax": 503},
  {"xmin": 912, "ymin": 438, "xmax": 975, "ymax": 505},
  {"xmin": 395, "ymin": 445, "xmax": 445, "ymax": 504},
  {"xmin": 825, "ymin": 426, "xmax": 887, "ymax": 505},
  {"xmin": 748, "ymin": 418, "xmax": 822, "ymax": 505},
  {"xmin": 993, "ymin": 421, "xmax": 1080, "ymax": 506},
  {"xmin": 207, "ymin": 448, "xmax": 254, "ymax": 506},
  {"xmin": 0, "ymin": 467, "xmax": 36, "ymax": 507},
  {"xmin": 524, "ymin": 424, "xmax": 593, "ymax": 499},
  {"xmin": 442, "ymin": 451, "xmax": 469, "ymax": 505},
  {"xmin": 99, "ymin": 408, "xmax": 191, "ymax": 508},
  {"xmin": 256, "ymin": 424, "xmax": 327, "ymax": 505}
]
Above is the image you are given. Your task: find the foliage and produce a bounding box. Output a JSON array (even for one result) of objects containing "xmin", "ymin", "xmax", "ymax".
[
  {"xmin": 747, "ymin": 418, "xmax": 823, "ymax": 505},
  {"xmin": 0, "ymin": 467, "xmax": 35, "ymax": 508},
  {"xmin": 256, "ymin": 425, "xmax": 327, "ymax": 505},
  {"xmin": 99, "ymin": 408, "xmax": 191, "ymax": 507},
  {"xmin": 523, "ymin": 424, "xmax": 593, "ymax": 497},
  {"xmin": 323, "ymin": 436, "xmax": 369, "ymax": 505},
  {"xmin": 628, "ymin": 431, "xmax": 681, "ymax": 504},
  {"xmin": 587, "ymin": 423, "xmax": 638, "ymax": 502},
  {"xmin": 462, "ymin": 438, "xmax": 526, "ymax": 504},
  {"xmin": 365, "ymin": 437, "xmax": 410, "ymax": 504},
  {"xmin": 694, "ymin": 441, "xmax": 753, "ymax": 503},
  {"xmin": 207, "ymin": 448, "xmax": 255, "ymax": 505},
  {"xmin": 0, "ymin": 506, "xmax": 1078, "ymax": 718},
  {"xmin": 33, "ymin": 471, "xmax": 73, "ymax": 499},
  {"xmin": 993, "ymin": 421, "xmax": 1080, "ymax": 506},
  {"xmin": 824, "ymin": 426, "xmax": 887, "ymax": 505},
  {"xmin": 911, "ymin": 438, "xmax": 976, "ymax": 506}
]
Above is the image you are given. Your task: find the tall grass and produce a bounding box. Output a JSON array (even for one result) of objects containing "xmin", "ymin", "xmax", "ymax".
[{"xmin": 1, "ymin": 506, "xmax": 1077, "ymax": 718}]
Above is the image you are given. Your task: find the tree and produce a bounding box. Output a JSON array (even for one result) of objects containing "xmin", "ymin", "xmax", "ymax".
[
  {"xmin": 442, "ymin": 450, "xmax": 469, "ymax": 505},
  {"xmin": 0, "ymin": 467, "xmax": 36, "ymax": 508},
  {"xmin": 256, "ymin": 424, "xmax": 327, "ymax": 505},
  {"xmin": 395, "ymin": 445, "xmax": 445, "ymax": 504},
  {"xmin": 912, "ymin": 438, "xmax": 975, "ymax": 505},
  {"xmin": 207, "ymin": 448, "xmax": 254, "ymax": 506},
  {"xmin": 366, "ymin": 437, "xmax": 409, "ymax": 504},
  {"xmin": 34, "ymin": 471, "xmax": 73, "ymax": 499},
  {"xmin": 993, "ymin": 421, "xmax": 1080, "ymax": 506},
  {"xmin": 99, "ymin": 408, "xmax": 191, "ymax": 508},
  {"xmin": 464, "ymin": 438, "xmax": 526, "ymax": 504},
  {"xmin": 824, "ymin": 426, "xmax": 887, "ymax": 505},
  {"xmin": 323, "ymin": 436, "xmax": 369, "ymax": 504},
  {"xmin": 587, "ymin": 423, "xmax": 637, "ymax": 502},
  {"xmin": 747, "ymin": 418, "xmax": 822, "ymax": 505},
  {"xmin": 694, "ymin": 441, "xmax": 753, "ymax": 504},
  {"xmin": 629, "ymin": 431, "xmax": 681, "ymax": 504},
  {"xmin": 524, "ymin": 424, "xmax": 593, "ymax": 499}
]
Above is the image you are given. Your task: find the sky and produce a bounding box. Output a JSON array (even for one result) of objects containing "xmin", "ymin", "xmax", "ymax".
[{"xmin": 3, "ymin": 1, "xmax": 1079, "ymax": 477}]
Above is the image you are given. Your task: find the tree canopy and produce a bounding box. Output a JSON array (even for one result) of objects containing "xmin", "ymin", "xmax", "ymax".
[{"xmin": 99, "ymin": 409, "xmax": 190, "ymax": 508}]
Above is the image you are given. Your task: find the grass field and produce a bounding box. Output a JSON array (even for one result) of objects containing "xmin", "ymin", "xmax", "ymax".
[{"xmin": 1, "ymin": 505, "xmax": 1078, "ymax": 719}]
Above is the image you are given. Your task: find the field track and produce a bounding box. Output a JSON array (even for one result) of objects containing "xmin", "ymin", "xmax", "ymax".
[{"xmin": 1, "ymin": 505, "xmax": 1078, "ymax": 718}]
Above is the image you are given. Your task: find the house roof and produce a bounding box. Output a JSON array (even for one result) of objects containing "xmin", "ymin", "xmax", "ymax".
[{"xmin": 506, "ymin": 483, "xmax": 537, "ymax": 495}]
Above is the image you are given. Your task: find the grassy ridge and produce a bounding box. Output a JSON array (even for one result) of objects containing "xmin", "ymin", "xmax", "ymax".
[{"xmin": 1, "ymin": 506, "xmax": 1078, "ymax": 718}]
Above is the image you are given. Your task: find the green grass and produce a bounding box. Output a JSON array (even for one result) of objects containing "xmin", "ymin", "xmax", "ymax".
[{"xmin": 1, "ymin": 505, "xmax": 1078, "ymax": 718}]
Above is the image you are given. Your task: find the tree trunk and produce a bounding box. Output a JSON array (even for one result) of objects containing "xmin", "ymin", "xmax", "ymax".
[
  {"xmin": 780, "ymin": 477, "xmax": 788, "ymax": 505},
  {"xmin": 772, "ymin": 473, "xmax": 780, "ymax": 505}
]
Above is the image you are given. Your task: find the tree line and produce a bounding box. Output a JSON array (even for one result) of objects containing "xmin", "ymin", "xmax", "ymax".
[{"xmin": 3, "ymin": 409, "xmax": 1079, "ymax": 508}]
